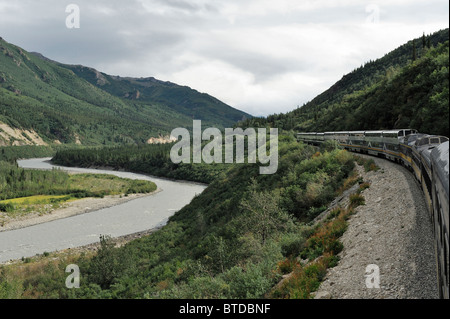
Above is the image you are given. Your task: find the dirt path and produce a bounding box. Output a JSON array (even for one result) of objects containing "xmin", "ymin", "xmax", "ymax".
[{"xmin": 314, "ymin": 155, "xmax": 439, "ymax": 299}]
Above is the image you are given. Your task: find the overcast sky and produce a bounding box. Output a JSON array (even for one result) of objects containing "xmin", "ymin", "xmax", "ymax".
[{"xmin": 0, "ymin": 0, "xmax": 448, "ymax": 116}]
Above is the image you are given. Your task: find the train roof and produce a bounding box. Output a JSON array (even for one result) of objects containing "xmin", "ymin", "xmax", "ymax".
[
  {"xmin": 382, "ymin": 129, "xmax": 404, "ymax": 133},
  {"xmin": 431, "ymin": 141, "xmax": 449, "ymax": 198},
  {"xmin": 415, "ymin": 135, "xmax": 449, "ymax": 148},
  {"xmin": 402, "ymin": 133, "xmax": 426, "ymax": 146}
]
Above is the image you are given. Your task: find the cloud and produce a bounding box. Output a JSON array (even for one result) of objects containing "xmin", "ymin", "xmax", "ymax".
[{"xmin": 0, "ymin": 0, "xmax": 448, "ymax": 116}]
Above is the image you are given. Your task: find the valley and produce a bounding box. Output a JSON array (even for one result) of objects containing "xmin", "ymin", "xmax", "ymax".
[{"xmin": 0, "ymin": 27, "xmax": 448, "ymax": 301}]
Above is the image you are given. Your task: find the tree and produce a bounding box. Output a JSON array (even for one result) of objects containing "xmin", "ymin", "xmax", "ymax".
[
  {"xmin": 87, "ymin": 235, "xmax": 134, "ymax": 289},
  {"xmin": 239, "ymin": 179, "xmax": 292, "ymax": 245}
]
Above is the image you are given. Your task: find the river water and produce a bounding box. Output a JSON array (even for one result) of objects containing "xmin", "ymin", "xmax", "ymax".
[{"xmin": 0, "ymin": 158, "xmax": 206, "ymax": 263}]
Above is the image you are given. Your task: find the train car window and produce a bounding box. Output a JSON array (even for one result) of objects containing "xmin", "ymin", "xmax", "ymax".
[
  {"xmin": 418, "ymin": 138, "xmax": 430, "ymax": 146},
  {"xmin": 350, "ymin": 132, "xmax": 364, "ymax": 137},
  {"xmin": 366, "ymin": 132, "xmax": 382, "ymax": 137},
  {"xmin": 431, "ymin": 137, "xmax": 440, "ymax": 144},
  {"xmin": 441, "ymin": 137, "xmax": 449, "ymax": 143}
]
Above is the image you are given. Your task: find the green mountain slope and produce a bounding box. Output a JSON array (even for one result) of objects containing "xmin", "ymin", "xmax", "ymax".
[
  {"xmin": 61, "ymin": 65, "xmax": 249, "ymax": 128},
  {"xmin": 240, "ymin": 29, "xmax": 449, "ymax": 137},
  {"xmin": 0, "ymin": 37, "xmax": 250, "ymax": 146}
]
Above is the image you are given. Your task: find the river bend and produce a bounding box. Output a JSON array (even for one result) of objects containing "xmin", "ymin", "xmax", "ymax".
[{"xmin": 0, "ymin": 158, "xmax": 206, "ymax": 263}]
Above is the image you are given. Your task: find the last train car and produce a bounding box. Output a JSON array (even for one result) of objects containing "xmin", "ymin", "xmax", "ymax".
[{"xmin": 430, "ymin": 141, "xmax": 449, "ymax": 299}]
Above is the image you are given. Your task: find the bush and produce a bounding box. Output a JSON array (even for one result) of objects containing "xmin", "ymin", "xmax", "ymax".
[
  {"xmin": 357, "ymin": 182, "xmax": 371, "ymax": 193},
  {"xmin": 279, "ymin": 232, "xmax": 307, "ymax": 257},
  {"xmin": 87, "ymin": 235, "xmax": 135, "ymax": 289},
  {"xmin": 349, "ymin": 193, "xmax": 365, "ymax": 207},
  {"xmin": 0, "ymin": 202, "xmax": 14, "ymax": 212},
  {"xmin": 307, "ymin": 205, "xmax": 327, "ymax": 220},
  {"xmin": 0, "ymin": 269, "xmax": 24, "ymax": 299},
  {"xmin": 223, "ymin": 263, "xmax": 275, "ymax": 299},
  {"xmin": 277, "ymin": 258, "xmax": 296, "ymax": 275}
]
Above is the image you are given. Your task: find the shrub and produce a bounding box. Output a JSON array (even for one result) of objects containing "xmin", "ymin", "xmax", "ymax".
[
  {"xmin": 279, "ymin": 232, "xmax": 307, "ymax": 257},
  {"xmin": 277, "ymin": 258, "xmax": 297, "ymax": 275},
  {"xmin": 87, "ymin": 235, "xmax": 135, "ymax": 289},
  {"xmin": 0, "ymin": 269, "xmax": 24, "ymax": 299},
  {"xmin": 357, "ymin": 182, "xmax": 371, "ymax": 194},
  {"xmin": 0, "ymin": 202, "xmax": 14, "ymax": 212},
  {"xmin": 349, "ymin": 193, "xmax": 365, "ymax": 207},
  {"xmin": 326, "ymin": 208, "xmax": 341, "ymax": 221},
  {"xmin": 306, "ymin": 205, "xmax": 327, "ymax": 220},
  {"xmin": 223, "ymin": 263, "xmax": 275, "ymax": 299}
]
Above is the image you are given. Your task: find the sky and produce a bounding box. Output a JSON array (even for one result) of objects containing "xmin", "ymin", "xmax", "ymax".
[{"xmin": 0, "ymin": 0, "xmax": 448, "ymax": 117}]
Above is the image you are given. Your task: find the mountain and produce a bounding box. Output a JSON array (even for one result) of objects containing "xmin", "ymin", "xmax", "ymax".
[
  {"xmin": 239, "ymin": 29, "xmax": 449, "ymax": 137},
  {"xmin": 0, "ymin": 37, "xmax": 250, "ymax": 146},
  {"xmin": 61, "ymin": 65, "xmax": 249, "ymax": 129}
]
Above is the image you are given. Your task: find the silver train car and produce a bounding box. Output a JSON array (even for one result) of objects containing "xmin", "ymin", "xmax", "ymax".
[{"xmin": 297, "ymin": 129, "xmax": 449, "ymax": 299}]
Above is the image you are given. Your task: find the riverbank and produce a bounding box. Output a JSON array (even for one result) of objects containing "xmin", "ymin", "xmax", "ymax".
[{"xmin": 0, "ymin": 189, "xmax": 161, "ymax": 232}]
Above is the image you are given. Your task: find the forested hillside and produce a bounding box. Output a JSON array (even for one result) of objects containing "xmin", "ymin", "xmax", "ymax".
[
  {"xmin": 240, "ymin": 29, "xmax": 449, "ymax": 137},
  {"xmin": 0, "ymin": 37, "xmax": 250, "ymax": 146},
  {"xmin": 1, "ymin": 136, "xmax": 369, "ymax": 299}
]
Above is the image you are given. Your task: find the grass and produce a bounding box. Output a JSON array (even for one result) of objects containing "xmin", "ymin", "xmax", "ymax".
[{"xmin": 0, "ymin": 195, "xmax": 73, "ymax": 205}]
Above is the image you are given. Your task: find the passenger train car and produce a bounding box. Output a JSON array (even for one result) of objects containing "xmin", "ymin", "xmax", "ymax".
[{"xmin": 297, "ymin": 129, "xmax": 449, "ymax": 299}]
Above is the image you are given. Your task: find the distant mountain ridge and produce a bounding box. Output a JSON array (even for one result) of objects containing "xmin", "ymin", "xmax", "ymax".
[
  {"xmin": 62, "ymin": 64, "xmax": 246, "ymax": 127},
  {"xmin": 0, "ymin": 37, "xmax": 251, "ymax": 146}
]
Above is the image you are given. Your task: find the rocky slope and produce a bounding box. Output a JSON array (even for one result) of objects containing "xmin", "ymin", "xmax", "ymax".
[{"xmin": 314, "ymin": 155, "xmax": 439, "ymax": 299}]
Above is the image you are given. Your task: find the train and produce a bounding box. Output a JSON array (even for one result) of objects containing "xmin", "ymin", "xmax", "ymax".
[{"xmin": 297, "ymin": 129, "xmax": 449, "ymax": 299}]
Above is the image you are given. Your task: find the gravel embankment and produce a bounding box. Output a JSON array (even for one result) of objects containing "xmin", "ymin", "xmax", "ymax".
[{"xmin": 314, "ymin": 155, "xmax": 439, "ymax": 299}]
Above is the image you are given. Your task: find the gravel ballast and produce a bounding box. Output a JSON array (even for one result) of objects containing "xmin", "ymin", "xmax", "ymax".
[{"xmin": 314, "ymin": 155, "xmax": 439, "ymax": 299}]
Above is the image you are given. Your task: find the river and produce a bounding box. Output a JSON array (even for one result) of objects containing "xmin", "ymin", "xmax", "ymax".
[{"xmin": 0, "ymin": 158, "xmax": 207, "ymax": 263}]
